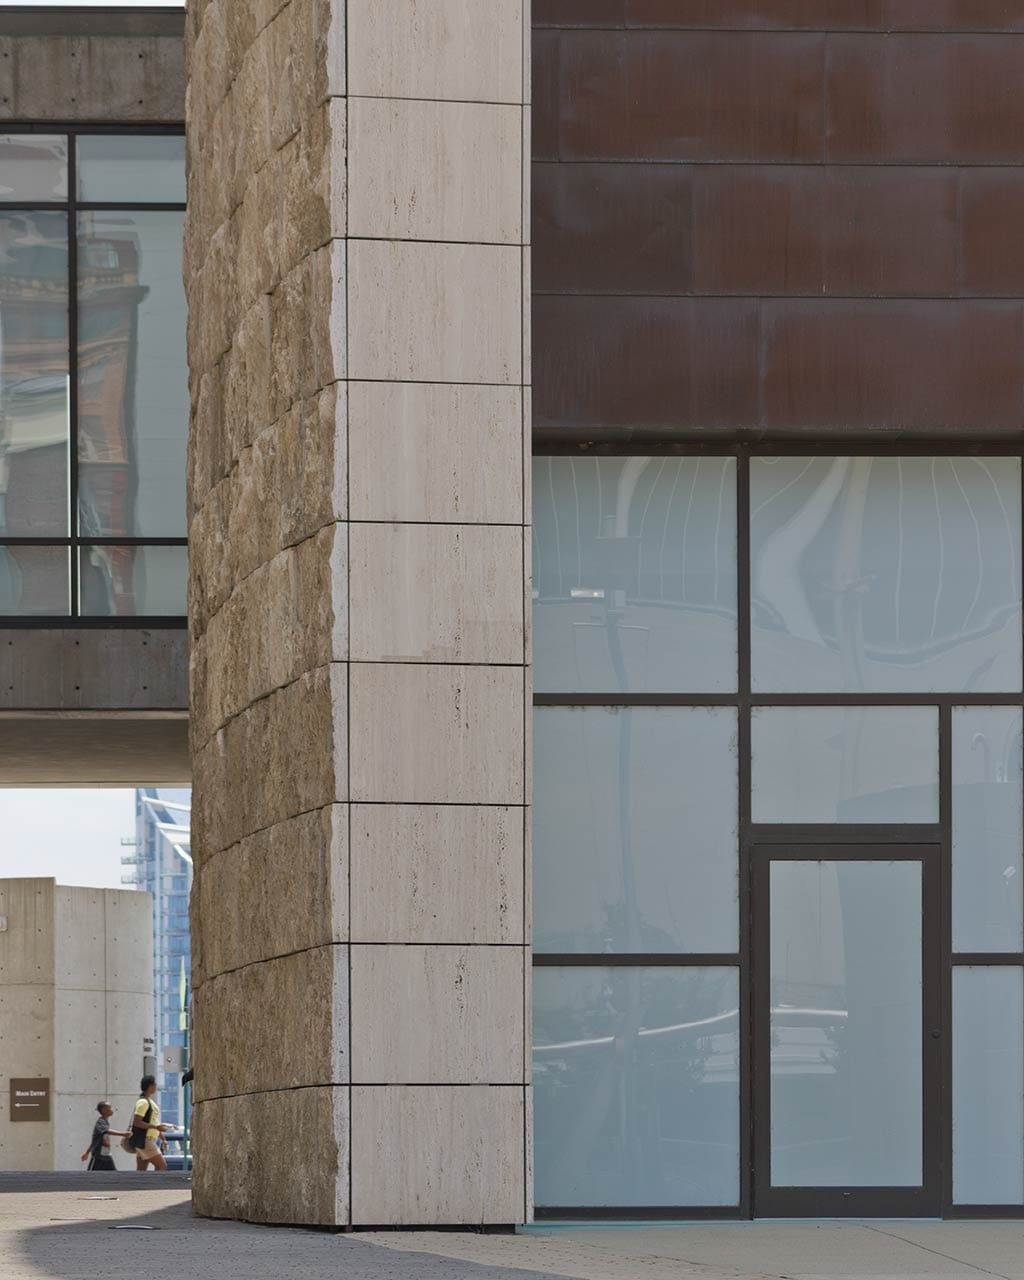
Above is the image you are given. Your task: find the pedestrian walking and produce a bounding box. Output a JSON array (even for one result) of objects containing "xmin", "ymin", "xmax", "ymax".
[
  {"xmin": 129, "ymin": 1075, "xmax": 173, "ymax": 1171},
  {"xmin": 80, "ymin": 1102, "xmax": 128, "ymax": 1171}
]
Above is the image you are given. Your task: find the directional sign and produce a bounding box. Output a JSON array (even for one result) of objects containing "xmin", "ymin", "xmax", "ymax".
[{"xmin": 10, "ymin": 1078, "xmax": 50, "ymax": 1123}]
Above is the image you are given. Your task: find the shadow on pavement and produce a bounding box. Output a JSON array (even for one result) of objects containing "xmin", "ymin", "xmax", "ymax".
[{"xmin": 12, "ymin": 1179, "xmax": 573, "ymax": 1280}]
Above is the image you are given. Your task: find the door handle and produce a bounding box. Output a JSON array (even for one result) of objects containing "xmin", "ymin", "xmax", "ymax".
[{"xmin": 930, "ymin": 1029, "xmax": 942, "ymax": 1039}]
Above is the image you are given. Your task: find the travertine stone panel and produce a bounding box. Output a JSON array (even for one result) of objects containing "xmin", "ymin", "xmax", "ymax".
[
  {"xmin": 347, "ymin": 0, "xmax": 524, "ymax": 102},
  {"xmin": 193, "ymin": 945, "xmax": 348, "ymax": 1102},
  {"xmin": 351, "ymin": 1086, "xmax": 527, "ymax": 1225},
  {"xmin": 349, "ymin": 523, "xmax": 524, "ymax": 664},
  {"xmin": 193, "ymin": 1087, "xmax": 348, "ymax": 1226},
  {"xmin": 348, "ymin": 240, "xmax": 521, "ymax": 384},
  {"xmin": 351, "ymin": 805, "xmax": 524, "ymax": 944},
  {"xmin": 349, "ymin": 98, "xmax": 522, "ymax": 243},
  {"xmin": 351, "ymin": 946, "xmax": 525, "ymax": 1084},
  {"xmin": 190, "ymin": 664, "xmax": 347, "ymax": 858},
  {"xmin": 198, "ymin": 806, "xmax": 348, "ymax": 982},
  {"xmin": 348, "ymin": 383, "xmax": 522, "ymax": 524},
  {"xmin": 349, "ymin": 664, "xmax": 524, "ymax": 804}
]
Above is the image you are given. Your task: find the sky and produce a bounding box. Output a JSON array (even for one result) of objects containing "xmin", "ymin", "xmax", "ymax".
[{"xmin": 0, "ymin": 790, "xmax": 136, "ymax": 890}]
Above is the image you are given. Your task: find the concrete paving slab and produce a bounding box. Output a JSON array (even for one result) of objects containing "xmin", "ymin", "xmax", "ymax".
[{"xmin": 4, "ymin": 1177, "xmax": 1024, "ymax": 1280}]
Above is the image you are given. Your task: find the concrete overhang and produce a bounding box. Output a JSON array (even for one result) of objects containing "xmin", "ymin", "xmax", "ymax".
[{"xmin": 0, "ymin": 711, "xmax": 189, "ymax": 784}]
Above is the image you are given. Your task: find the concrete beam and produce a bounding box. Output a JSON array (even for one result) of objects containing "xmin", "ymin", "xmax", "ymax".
[
  {"xmin": 0, "ymin": 713, "xmax": 189, "ymax": 784},
  {"xmin": 0, "ymin": 10, "xmax": 185, "ymax": 122}
]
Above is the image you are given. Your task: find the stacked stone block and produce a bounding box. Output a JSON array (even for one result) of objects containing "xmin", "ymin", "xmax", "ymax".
[{"xmin": 186, "ymin": 0, "xmax": 530, "ymax": 1226}]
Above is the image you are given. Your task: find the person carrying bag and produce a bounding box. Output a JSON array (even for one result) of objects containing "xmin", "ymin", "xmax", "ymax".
[{"xmin": 126, "ymin": 1075, "xmax": 172, "ymax": 1171}]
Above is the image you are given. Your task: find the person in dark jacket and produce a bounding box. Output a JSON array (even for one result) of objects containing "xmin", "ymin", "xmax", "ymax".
[{"xmin": 80, "ymin": 1101, "xmax": 128, "ymax": 1171}]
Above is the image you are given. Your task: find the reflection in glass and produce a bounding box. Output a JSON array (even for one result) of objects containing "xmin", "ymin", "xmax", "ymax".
[
  {"xmin": 534, "ymin": 707, "xmax": 738, "ymax": 953},
  {"xmin": 79, "ymin": 545, "xmax": 186, "ymax": 616},
  {"xmin": 533, "ymin": 457, "xmax": 737, "ymax": 692},
  {"xmin": 0, "ymin": 212, "xmax": 69, "ymax": 537},
  {"xmin": 953, "ymin": 966, "xmax": 1024, "ymax": 1205},
  {"xmin": 77, "ymin": 212, "xmax": 187, "ymax": 536},
  {"xmin": 0, "ymin": 135, "xmax": 67, "ymax": 201},
  {"xmin": 0, "ymin": 546, "xmax": 68, "ymax": 615},
  {"xmin": 751, "ymin": 457, "xmax": 1022, "ymax": 693},
  {"xmin": 534, "ymin": 966, "xmax": 739, "ymax": 1206},
  {"xmin": 952, "ymin": 707, "xmax": 1024, "ymax": 953},
  {"xmin": 76, "ymin": 134, "xmax": 186, "ymax": 204},
  {"xmin": 771, "ymin": 860, "xmax": 922, "ymax": 1187},
  {"xmin": 751, "ymin": 706, "xmax": 939, "ymax": 824}
]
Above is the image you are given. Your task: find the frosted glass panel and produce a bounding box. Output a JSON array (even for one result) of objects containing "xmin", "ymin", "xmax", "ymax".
[
  {"xmin": 534, "ymin": 966, "xmax": 739, "ymax": 1206},
  {"xmin": 79, "ymin": 545, "xmax": 187, "ymax": 616},
  {"xmin": 771, "ymin": 861, "xmax": 922, "ymax": 1187},
  {"xmin": 0, "ymin": 546, "xmax": 68, "ymax": 616},
  {"xmin": 534, "ymin": 707, "xmax": 738, "ymax": 953},
  {"xmin": 533, "ymin": 457, "xmax": 737, "ymax": 693},
  {"xmin": 77, "ymin": 134, "xmax": 185, "ymax": 203},
  {"xmin": 0, "ymin": 134, "xmax": 67, "ymax": 201},
  {"xmin": 752, "ymin": 706, "xmax": 939, "ymax": 824},
  {"xmin": 751, "ymin": 457, "xmax": 1022, "ymax": 693},
  {"xmin": 77, "ymin": 212, "xmax": 187, "ymax": 536},
  {"xmin": 953, "ymin": 966, "xmax": 1024, "ymax": 1205},
  {"xmin": 953, "ymin": 707, "xmax": 1024, "ymax": 953}
]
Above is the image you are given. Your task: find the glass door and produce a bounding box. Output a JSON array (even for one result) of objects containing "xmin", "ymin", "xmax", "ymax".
[{"xmin": 752, "ymin": 845, "xmax": 943, "ymax": 1216}]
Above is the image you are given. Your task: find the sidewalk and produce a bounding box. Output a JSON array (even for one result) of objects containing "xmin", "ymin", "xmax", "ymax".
[{"xmin": 3, "ymin": 1176, "xmax": 1024, "ymax": 1280}]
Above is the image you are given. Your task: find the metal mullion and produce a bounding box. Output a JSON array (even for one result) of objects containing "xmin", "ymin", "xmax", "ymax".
[
  {"xmin": 751, "ymin": 826, "xmax": 943, "ymax": 846},
  {"xmin": 67, "ymin": 131, "xmax": 78, "ymax": 618},
  {"xmin": 536, "ymin": 692, "xmax": 1024, "ymax": 708},
  {"xmin": 0, "ymin": 202, "xmax": 67, "ymax": 212},
  {"xmin": 78, "ymin": 538, "xmax": 189, "ymax": 548},
  {"xmin": 939, "ymin": 703, "xmax": 954, "ymax": 1214},
  {"xmin": 532, "ymin": 440, "xmax": 1024, "ymax": 459},
  {"xmin": 533, "ymin": 692, "xmax": 735, "ymax": 706},
  {"xmin": 77, "ymin": 204, "xmax": 186, "ymax": 214},
  {"xmin": 532, "ymin": 953, "xmax": 739, "ymax": 967},
  {"xmin": 952, "ymin": 953, "xmax": 1024, "ymax": 966},
  {"xmin": 736, "ymin": 449, "xmax": 753, "ymax": 1220}
]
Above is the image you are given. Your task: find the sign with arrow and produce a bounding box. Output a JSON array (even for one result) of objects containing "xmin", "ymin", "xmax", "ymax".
[{"xmin": 10, "ymin": 1078, "xmax": 50, "ymax": 1123}]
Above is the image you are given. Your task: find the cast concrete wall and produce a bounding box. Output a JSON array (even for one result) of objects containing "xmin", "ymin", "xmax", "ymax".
[
  {"xmin": 0, "ymin": 10, "xmax": 189, "ymax": 786},
  {"xmin": 186, "ymin": 0, "xmax": 531, "ymax": 1227},
  {"xmin": 0, "ymin": 879, "xmax": 154, "ymax": 1171}
]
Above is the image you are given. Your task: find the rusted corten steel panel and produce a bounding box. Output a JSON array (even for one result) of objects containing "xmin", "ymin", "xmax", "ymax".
[
  {"xmin": 533, "ymin": 15, "xmax": 1024, "ymax": 442},
  {"xmin": 534, "ymin": 1, "xmax": 1024, "ymax": 31}
]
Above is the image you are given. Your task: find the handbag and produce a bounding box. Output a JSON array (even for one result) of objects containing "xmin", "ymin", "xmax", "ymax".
[{"xmin": 122, "ymin": 1099, "xmax": 153, "ymax": 1152}]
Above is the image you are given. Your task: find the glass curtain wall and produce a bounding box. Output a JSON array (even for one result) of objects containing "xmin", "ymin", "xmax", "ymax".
[
  {"xmin": 533, "ymin": 453, "xmax": 1024, "ymax": 1215},
  {"xmin": 0, "ymin": 131, "xmax": 187, "ymax": 617}
]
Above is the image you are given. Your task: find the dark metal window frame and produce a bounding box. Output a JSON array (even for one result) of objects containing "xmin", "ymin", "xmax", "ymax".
[
  {"xmin": 532, "ymin": 441, "xmax": 1024, "ymax": 1221},
  {"xmin": 0, "ymin": 122, "xmax": 187, "ymax": 626}
]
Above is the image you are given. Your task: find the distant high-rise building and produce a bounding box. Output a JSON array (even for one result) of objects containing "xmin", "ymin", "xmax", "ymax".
[{"xmin": 123, "ymin": 787, "xmax": 191, "ymax": 1130}]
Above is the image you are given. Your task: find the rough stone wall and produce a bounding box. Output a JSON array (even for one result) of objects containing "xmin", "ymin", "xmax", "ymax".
[
  {"xmin": 186, "ymin": 0, "xmax": 530, "ymax": 1227},
  {"xmin": 185, "ymin": 0, "xmax": 348, "ymax": 1226}
]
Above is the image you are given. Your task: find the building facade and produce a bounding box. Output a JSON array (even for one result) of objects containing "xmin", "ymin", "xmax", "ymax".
[
  {"xmin": 6, "ymin": 0, "xmax": 1024, "ymax": 1231},
  {"xmin": 0, "ymin": 877, "xmax": 153, "ymax": 1171},
  {"xmin": 122, "ymin": 787, "xmax": 191, "ymax": 1131}
]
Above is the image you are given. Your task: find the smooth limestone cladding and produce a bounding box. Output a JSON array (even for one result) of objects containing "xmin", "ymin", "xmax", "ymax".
[{"xmin": 185, "ymin": 0, "xmax": 531, "ymax": 1227}]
